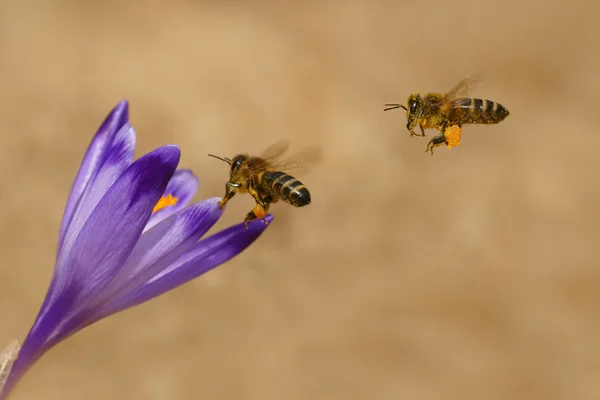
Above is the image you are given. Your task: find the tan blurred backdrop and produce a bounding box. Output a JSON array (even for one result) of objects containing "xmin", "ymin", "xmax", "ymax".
[{"xmin": 1, "ymin": 0, "xmax": 599, "ymax": 399}]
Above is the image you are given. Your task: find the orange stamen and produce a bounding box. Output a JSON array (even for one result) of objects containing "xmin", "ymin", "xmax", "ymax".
[{"xmin": 153, "ymin": 194, "xmax": 178, "ymax": 213}]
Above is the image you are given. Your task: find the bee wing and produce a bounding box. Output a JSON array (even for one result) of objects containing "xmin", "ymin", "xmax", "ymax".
[
  {"xmin": 267, "ymin": 146, "xmax": 322, "ymax": 175},
  {"xmin": 260, "ymin": 140, "xmax": 291, "ymax": 162},
  {"xmin": 438, "ymin": 74, "xmax": 482, "ymax": 108}
]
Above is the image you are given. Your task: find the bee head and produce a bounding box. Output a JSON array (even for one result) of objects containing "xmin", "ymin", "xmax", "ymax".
[{"xmin": 405, "ymin": 93, "xmax": 422, "ymax": 131}]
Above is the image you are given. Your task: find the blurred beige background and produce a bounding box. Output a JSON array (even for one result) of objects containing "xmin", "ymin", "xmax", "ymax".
[{"xmin": 1, "ymin": 0, "xmax": 599, "ymax": 399}]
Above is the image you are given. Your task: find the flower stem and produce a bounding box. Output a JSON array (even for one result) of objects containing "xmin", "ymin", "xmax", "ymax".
[{"xmin": 0, "ymin": 340, "xmax": 20, "ymax": 398}]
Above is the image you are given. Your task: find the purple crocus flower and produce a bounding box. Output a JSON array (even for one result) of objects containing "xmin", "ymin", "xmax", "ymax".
[{"xmin": 0, "ymin": 101, "xmax": 272, "ymax": 399}]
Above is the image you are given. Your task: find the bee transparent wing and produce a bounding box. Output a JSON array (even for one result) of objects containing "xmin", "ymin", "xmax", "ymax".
[
  {"xmin": 439, "ymin": 74, "xmax": 482, "ymax": 108},
  {"xmin": 260, "ymin": 140, "xmax": 291, "ymax": 162},
  {"xmin": 268, "ymin": 146, "xmax": 322, "ymax": 175}
]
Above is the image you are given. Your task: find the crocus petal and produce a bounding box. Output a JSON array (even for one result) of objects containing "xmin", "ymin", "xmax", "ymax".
[
  {"xmin": 59, "ymin": 146, "xmax": 181, "ymax": 316},
  {"xmin": 58, "ymin": 101, "xmax": 131, "ymax": 248},
  {"xmin": 58, "ymin": 125, "xmax": 136, "ymax": 262},
  {"xmin": 11, "ymin": 122, "xmax": 136, "ymax": 391},
  {"xmin": 90, "ymin": 198, "xmax": 222, "ymax": 312},
  {"xmin": 30, "ymin": 145, "xmax": 180, "ymax": 349},
  {"xmin": 99, "ymin": 215, "xmax": 273, "ymax": 316},
  {"xmin": 145, "ymin": 169, "xmax": 200, "ymax": 231}
]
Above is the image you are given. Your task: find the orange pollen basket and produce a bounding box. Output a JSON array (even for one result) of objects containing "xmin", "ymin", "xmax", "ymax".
[
  {"xmin": 444, "ymin": 125, "xmax": 462, "ymax": 149},
  {"xmin": 152, "ymin": 194, "xmax": 178, "ymax": 213}
]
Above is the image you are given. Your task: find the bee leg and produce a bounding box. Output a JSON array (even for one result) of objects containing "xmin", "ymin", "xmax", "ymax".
[
  {"xmin": 425, "ymin": 140, "xmax": 435, "ymax": 156},
  {"xmin": 244, "ymin": 202, "xmax": 270, "ymax": 229},
  {"xmin": 409, "ymin": 125, "xmax": 426, "ymax": 138},
  {"xmin": 243, "ymin": 187, "xmax": 271, "ymax": 229},
  {"xmin": 425, "ymin": 133, "xmax": 448, "ymax": 156},
  {"xmin": 218, "ymin": 182, "xmax": 239, "ymax": 209}
]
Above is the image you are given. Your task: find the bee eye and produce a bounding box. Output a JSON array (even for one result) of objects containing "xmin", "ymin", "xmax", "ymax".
[
  {"xmin": 409, "ymin": 101, "xmax": 418, "ymax": 114},
  {"xmin": 231, "ymin": 159, "xmax": 243, "ymax": 173}
]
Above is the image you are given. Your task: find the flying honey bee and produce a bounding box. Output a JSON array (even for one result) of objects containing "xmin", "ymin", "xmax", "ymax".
[
  {"xmin": 208, "ymin": 140, "xmax": 321, "ymax": 228},
  {"xmin": 384, "ymin": 75, "xmax": 510, "ymax": 155}
]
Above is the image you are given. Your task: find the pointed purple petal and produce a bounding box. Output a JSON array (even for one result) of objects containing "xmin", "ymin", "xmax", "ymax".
[
  {"xmin": 35, "ymin": 146, "xmax": 180, "ymax": 342},
  {"xmin": 18, "ymin": 147, "xmax": 181, "ymax": 367},
  {"xmin": 58, "ymin": 101, "xmax": 130, "ymax": 247},
  {"xmin": 60, "ymin": 123, "xmax": 136, "ymax": 251},
  {"xmin": 56, "ymin": 122, "xmax": 137, "ymax": 262},
  {"xmin": 25, "ymin": 123, "xmax": 137, "ymax": 359},
  {"xmin": 99, "ymin": 215, "xmax": 273, "ymax": 316},
  {"xmin": 91, "ymin": 198, "xmax": 222, "ymax": 310},
  {"xmin": 58, "ymin": 145, "xmax": 181, "ymax": 309},
  {"xmin": 145, "ymin": 169, "xmax": 200, "ymax": 231}
]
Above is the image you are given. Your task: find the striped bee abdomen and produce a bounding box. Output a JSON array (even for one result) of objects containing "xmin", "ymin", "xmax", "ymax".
[
  {"xmin": 453, "ymin": 97, "xmax": 510, "ymax": 124},
  {"xmin": 262, "ymin": 171, "xmax": 311, "ymax": 207}
]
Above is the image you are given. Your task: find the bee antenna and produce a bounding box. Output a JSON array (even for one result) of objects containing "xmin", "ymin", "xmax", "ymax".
[
  {"xmin": 208, "ymin": 154, "xmax": 232, "ymax": 165},
  {"xmin": 384, "ymin": 104, "xmax": 407, "ymax": 111}
]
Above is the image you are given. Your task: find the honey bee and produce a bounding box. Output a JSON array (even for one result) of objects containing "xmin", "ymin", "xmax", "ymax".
[
  {"xmin": 384, "ymin": 75, "xmax": 510, "ymax": 155},
  {"xmin": 208, "ymin": 140, "xmax": 321, "ymax": 228}
]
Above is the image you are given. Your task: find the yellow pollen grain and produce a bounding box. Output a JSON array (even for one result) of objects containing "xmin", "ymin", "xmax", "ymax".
[
  {"xmin": 153, "ymin": 194, "xmax": 178, "ymax": 213},
  {"xmin": 444, "ymin": 125, "xmax": 462, "ymax": 149}
]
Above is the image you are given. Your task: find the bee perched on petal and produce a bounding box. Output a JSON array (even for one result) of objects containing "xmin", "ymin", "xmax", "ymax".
[
  {"xmin": 0, "ymin": 101, "xmax": 272, "ymax": 400},
  {"xmin": 209, "ymin": 140, "xmax": 321, "ymax": 228},
  {"xmin": 384, "ymin": 75, "xmax": 510, "ymax": 155}
]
